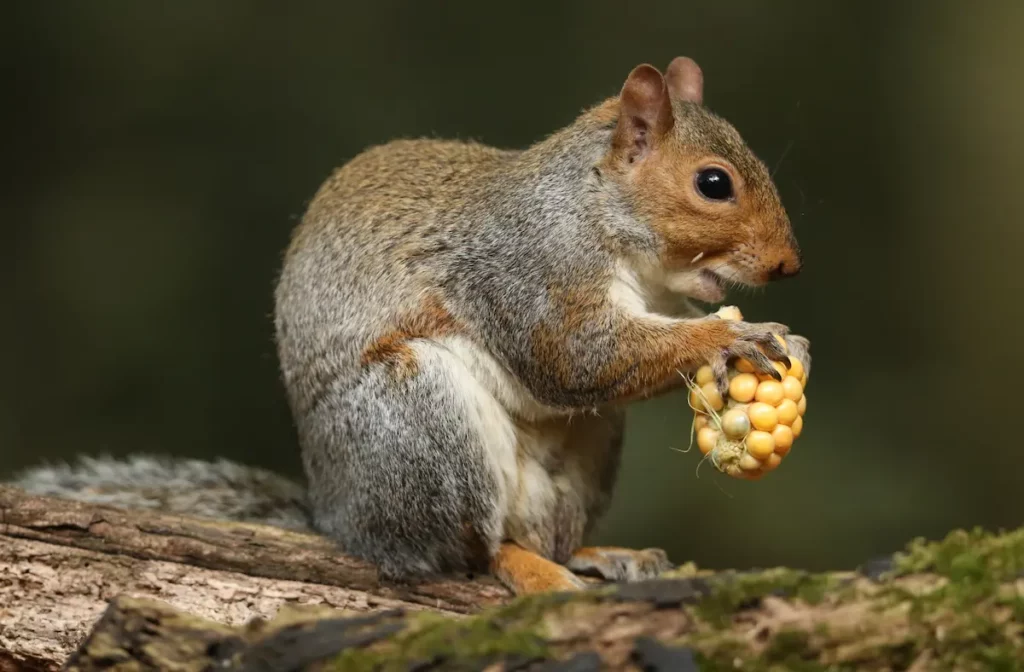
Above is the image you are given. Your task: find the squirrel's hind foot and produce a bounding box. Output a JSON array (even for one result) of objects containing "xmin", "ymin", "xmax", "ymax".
[{"xmin": 491, "ymin": 542, "xmax": 588, "ymax": 595}]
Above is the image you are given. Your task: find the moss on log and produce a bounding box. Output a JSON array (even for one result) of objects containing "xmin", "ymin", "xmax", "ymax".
[{"xmin": 63, "ymin": 527, "xmax": 1024, "ymax": 672}]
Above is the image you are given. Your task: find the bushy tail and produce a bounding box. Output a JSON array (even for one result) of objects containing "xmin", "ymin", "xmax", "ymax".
[{"xmin": 7, "ymin": 454, "xmax": 313, "ymax": 532}]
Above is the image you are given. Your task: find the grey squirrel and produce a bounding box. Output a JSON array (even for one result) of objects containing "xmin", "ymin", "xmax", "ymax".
[{"xmin": 10, "ymin": 56, "xmax": 809, "ymax": 596}]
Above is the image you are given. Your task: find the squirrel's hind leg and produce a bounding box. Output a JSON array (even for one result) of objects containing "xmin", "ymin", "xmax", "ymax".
[
  {"xmin": 550, "ymin": 412, "xmax": 675, "ymax": 584},
  {"xmin": 544, "ymin": 409, "xmax": 671, "ymax": 581},
  {"xmin": 494, "ymin": 411, "xmax": 672, "ymax": 593},
  {"xmin": 299, "ymin": 341, "xmax": 512, "ymax": 582}
]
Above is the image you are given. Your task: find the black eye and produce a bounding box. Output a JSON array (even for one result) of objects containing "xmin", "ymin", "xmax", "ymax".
[{"xmin": 695, "ymin": 168, "xmax": 733, "ymax": 201}]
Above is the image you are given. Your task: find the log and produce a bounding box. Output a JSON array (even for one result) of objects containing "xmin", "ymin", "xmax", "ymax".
[
  {"xmin": 0, "ymin": 485, "xmax": 510, "ymax": 672},
  {"xmin": 2, "ymin": 485, "xmax": 1022, "ymax": 671}
]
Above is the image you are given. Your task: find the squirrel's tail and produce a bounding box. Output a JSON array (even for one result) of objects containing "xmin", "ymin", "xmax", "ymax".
[{"xmin": 7, "ymin": 454, "xmax": 313, "ymax": 532}]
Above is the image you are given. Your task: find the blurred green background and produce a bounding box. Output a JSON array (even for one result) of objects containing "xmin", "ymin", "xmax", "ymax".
[{"xmin": 4, "ymin": 1, "xmax": 1022, "ymax": 573}]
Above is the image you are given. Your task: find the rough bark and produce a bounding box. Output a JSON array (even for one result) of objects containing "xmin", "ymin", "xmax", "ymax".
[
  {"xmin": 0, "ymin": 486, "xmax": 509, "ymax": 672},
  {"xmin": 0, "ymin": 536, "xmax": 445, "ymax": 672},
  {"xmin": 2, "ymin": 485, "xmax": 1022, "ymax": 671}
]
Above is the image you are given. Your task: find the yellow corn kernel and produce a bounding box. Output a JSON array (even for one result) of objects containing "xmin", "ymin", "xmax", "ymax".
[
  {"xmin": 787, "ymin": 357, "xmax": 804, "ymax": 381},
  {"xmin": 695, "ymin": 365, "xmax": 715, "ymax": 386},
  {"xmin": 763, "ymin": 453, "xmax": 783, "ymax": 471},
  {"xmin": 716, "ymin": 305, "xmax": 743, "ymax": 321},
  {"xmin": 739, "ymin": 453, "xmax": 762, "ymax": 471},
  {"xmin": 781, "ymin": 376, "xmax": 803, "ymax": 401},
  {"xmin": 700, "ymin": 382, "xmax": 724, "ymax": 412},
  {"xmin": 745, "ymin": 430, "xmax": 775, "ymax": 459},
  {"xmin": 776, "ymin": 399, "xmax": 798, "ymax": 426},
  {"xmin": 689, "ymin": 382, "xmax": 724, "ymax": 413},
  {"xmin": 791, "ymin": 415, "xmax": 803, "ymax": 438},
  {"xmin": 754, "ymin": 379, "xmax": 785, "ymax": 405},
  {"xmin": 773, "ymin": 333, "xmax": 788, "ymax": 353},
  {"xmin": 728, "ymin": 373, "xmax": 759, "ymax": 403},
  {"xmin": 772, "ymin": 425, "xmax": 794, "ymax": 455},
  {"xmin": 735, "ymin": 358, "xmax": 756, "ymax": 373},
  {"xmin": 697, "ymin": 427, "xmax": 719, "ymax": 455},
  {"xmin": 798, "ymin": 395, "xmax": 807, "ymax": 416},
  {"xmin": 747, "ymin": 402, "xmax": 778, "ymax": 432},
  {"xmin": 694, "ymin": 414, "xmax": 709, "ymax": 431}
]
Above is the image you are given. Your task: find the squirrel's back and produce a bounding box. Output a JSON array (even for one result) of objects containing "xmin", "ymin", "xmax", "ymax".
[
  {"xmin": 273, "ymin": 138, "xmax": 523, "ymax": 419},
  {"xmin": 291, "ymin": 137, "xmax": 517, "ymax": 260},
  {"xmin": 273, "ymin": 120, "xmax": 616, "ymax": 421}
]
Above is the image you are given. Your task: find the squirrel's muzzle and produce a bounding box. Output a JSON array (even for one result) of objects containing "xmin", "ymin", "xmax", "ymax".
[{"xmin": 768, "ymin": 254, "xmax": 802, "ymax": 281}]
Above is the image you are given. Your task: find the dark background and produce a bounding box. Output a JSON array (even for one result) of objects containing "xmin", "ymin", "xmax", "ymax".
[{"xmin": 4, "ymin": 1, "xmax": 1022, "ymax": 572}]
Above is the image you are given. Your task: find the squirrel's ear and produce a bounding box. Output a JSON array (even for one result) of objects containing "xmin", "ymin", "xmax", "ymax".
[
  {"xmin": 613, "ymin": 64, "xmax": 673, "ymax": 162},
  {"xmin": 665, "ymin": 56, "xmax": 703, "ymax": 104}
]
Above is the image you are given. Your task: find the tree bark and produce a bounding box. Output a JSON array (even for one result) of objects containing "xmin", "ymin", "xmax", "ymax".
[
  {"xmin": 0, "ymin": 486, "xmax": 509, "ymax": 672},
  {"xmin": 2, "ymin": 485, "xmax": 1022, "ymax": 671}
]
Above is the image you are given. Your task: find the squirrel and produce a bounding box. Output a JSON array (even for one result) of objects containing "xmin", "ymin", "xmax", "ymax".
[{"xmin": 9, "ymin": 56, "xmax": 808, "ymax": 596}]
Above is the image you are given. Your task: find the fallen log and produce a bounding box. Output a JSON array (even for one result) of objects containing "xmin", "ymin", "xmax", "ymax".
[
  {"xmin": 0, "ymin": 485, "xmax": 508, "ymax": 671},
  {"xmin": 2, "ymin": 485, "xmax": 1022, "ymax": 671}
]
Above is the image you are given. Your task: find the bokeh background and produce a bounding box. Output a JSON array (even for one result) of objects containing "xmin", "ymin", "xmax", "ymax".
[{"xmin": 4, "ymin": 1, "xmax": 1022, "ymax": 573}]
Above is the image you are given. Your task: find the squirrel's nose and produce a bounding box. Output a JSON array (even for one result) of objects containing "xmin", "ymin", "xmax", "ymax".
[{"xmin": 768, "ymin": 253, "xmax": 802, "ymax": 281}]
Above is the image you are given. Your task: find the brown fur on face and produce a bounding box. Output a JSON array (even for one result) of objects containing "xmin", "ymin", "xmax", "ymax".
[{"xmin": 601, "ymin": 63, "xmax": 801, "ymax": 285}]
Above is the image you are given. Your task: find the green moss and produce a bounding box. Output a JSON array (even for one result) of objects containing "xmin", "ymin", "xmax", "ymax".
[
  {"xmin": 688, "ymin": 619, "xmax": 846, "ymax": 672},
  {"xmin": 893, "ymin": 526, "xmax": 1024, "ymax": 584},
  {"xmin": 694, "ymin": 568, "xmax": 837, "ymax": 628},
  {"xmin": 882, "ymin": 526, "xmax": 1024, "ymax": 670},
  {"xmin": 764, "ymin": 628, "xmax": 811, "ymax": 660},
  {"xmin": 321, "ymin": 527, "xmax": 1024, "ymax": 671},
  {"xmin": 795, "ymin": 574, "xmax": 833, "ymax": 605},
  {"xmin": 692, "ymin": 646, "xmax": 845, "ymax": 672},
  {"xmin": 324, "ymin": 589, "xmax": 600, "ymax": 671},
  {"xmin": 685, "ymin": 527, "xmax": 1024, "ymax": 670},
  {"xmin": 681, "ymin": 568, "xmax": 851, "ymax": 671},
  {"xmin": 1006, "ymin": 596, "xmax": 1024, "ymax": 623}
]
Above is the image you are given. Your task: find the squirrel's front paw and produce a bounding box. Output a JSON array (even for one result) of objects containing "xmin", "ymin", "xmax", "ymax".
[
  {"xmin": 566, "ymin": 546, "xmax": 675, "ymax": 582},
  {"xmin": 709, "ymin": 319, "xmax": 792, "ymax": 396}
]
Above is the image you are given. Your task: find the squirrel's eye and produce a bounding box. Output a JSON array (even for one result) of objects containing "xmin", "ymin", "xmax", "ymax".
[{"xmin": 695, "ymin": 168, "xmax": 733, "ymax": 201}]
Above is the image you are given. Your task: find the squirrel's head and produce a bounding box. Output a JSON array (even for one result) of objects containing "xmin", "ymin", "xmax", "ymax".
[{"xmin": 598, "ymin": 57, "xmax": 801, "ymax": 303}]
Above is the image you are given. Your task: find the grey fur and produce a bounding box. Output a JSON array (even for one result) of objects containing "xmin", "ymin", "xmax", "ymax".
[
  {"xmin": 10, "ymin": 455, "xmax": 310, "ymax": 530},
  {"xmin": 297, "ymin": 363, "xmax": 503, "ymax": 579}
]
